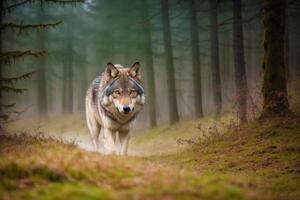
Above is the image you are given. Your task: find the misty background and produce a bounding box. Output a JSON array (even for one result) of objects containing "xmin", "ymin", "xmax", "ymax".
[{"xmin": 2, "ymin": 0, "xmax": 300, "ymax": 129}]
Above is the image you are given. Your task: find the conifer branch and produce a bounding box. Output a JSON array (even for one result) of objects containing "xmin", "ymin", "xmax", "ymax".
[
  {"xmin": 45, "ymin": 0, "xmax": 84, "ymax": 3},
  {"xmin": 2, "ymin": 72, "xmax": 35, "ymax": 84},
  {"xmin": 0, "ymin": 103, "xmax": 16, "ymax": 109},
  {"xmin": 0, "ymin": 50, "xmax": 46, "ymax": 64},
  {"xmin": 2, "ymin": 0, "xmax": 32, "ymax": 13},
  {"xmin": 1, "ymin": 21, "xmax": 62, "ymax": 33},
  {"xmin": 2, "ymin": 0, "xmax": 83, "ymax": 13},
  {"xmin": 0, "ymin": 86, "xmax": 27, "ymax": 94}
]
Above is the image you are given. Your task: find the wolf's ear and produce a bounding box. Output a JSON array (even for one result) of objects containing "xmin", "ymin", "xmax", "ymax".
[
  {"xmin": 105, "ymin": 62, "xmax": 119, "ymax": 79},
  {"xmin": 130, "ymin": 62, "xmax": 141, "ymax": 80}
]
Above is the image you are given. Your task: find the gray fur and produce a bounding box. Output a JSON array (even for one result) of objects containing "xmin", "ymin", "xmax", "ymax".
[{"xmin": 85, "ymin": 64, "xmax": 145, "ymax": 155}]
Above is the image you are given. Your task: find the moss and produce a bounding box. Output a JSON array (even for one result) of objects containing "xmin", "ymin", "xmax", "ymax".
[
  {"xmin": 13, "ymin": 183, "xmax": 111, "ymax": 200},
  {"xmin": 0, "ymin": 163, "xmax": 66, "ymax": 182},
  {"xmin": 1, "ymin": 115, "xmax": 300, "ymax": 200},
  {"xmin": 279, "ymin": 152, "xmax": 298, "ymax": 162},
  {"xmin": 0, "ymin": 163, "xmax": 29, "ymax": 180}
]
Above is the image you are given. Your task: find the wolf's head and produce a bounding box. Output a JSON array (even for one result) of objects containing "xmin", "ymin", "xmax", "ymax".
[{"xmin": 101, "ymin": 62, "xmax": 145, "ymax": 115}]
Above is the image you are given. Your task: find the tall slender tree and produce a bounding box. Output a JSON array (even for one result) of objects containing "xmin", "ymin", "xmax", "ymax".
[
  {"xmin": 141, "ymin": 0, "xmax": 157, "ymax": 127},
  {"xmin": 0, "ymin": 0, "xmax": 3, "ymax": 107},
  {"xmin": 66, "ymin": 24, "xmax": 74, "ymax": 113},
  {"xmin": 188, "ymin": 0, "xmax": 203, "ymax": 118},
  {"xmin": 209, "ymin": 0, "xmax": 222, "ymax": 119},
  {"xmin": 77, "ymin": 45, "xmax": 88, "ymax": 112},
  {"xmin": 62, "ymin": 56, "xmax": 68, "ymax": 113},
  {"xmin": 284, "ymin": 0, "xmax": 289, "ymax": 80},
  {"xmin": 261, "ymin": 0, "xmax": 289, "ymax": 118},
  {"xmin": 232, "ymin": 0, "xmax": 248, "ymax": 123},
  {"xmin": 297, "ymin": 8, "xmax": 300, "ymax": 77},
  {"xmin": 161, "ymin": 0, "xmax": 179, "ymax": 124},
  {"xmin": 36, "ymin": 5, "xmax": 48, "ymax": 116}
]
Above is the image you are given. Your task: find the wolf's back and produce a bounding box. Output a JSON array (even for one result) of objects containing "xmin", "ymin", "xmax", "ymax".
[{"xmin": 86, "ymin": 75, "xmax": 103, "ymax": 111}]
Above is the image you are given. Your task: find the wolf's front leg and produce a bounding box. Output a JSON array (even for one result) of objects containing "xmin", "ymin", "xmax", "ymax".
[
  {"xmin": 119, "ymin": 131, "xmax": 130, "ymax": 156},
  {"xmin": 103, "ymin": 128, "xmax": 116, "ymax": 155},
  {"xmin": 86, "ymin": 114, "xmax": 101, "ymax": 152}
]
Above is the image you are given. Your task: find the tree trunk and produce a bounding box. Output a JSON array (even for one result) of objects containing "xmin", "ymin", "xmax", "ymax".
[
  {"xmin": 66, "ymin": 35, "xmax": 73, "ymax": 113},
  {"xmin": 62, "ymin": 24, "xmax": 74, "ymax": 114},
  {"xmin": 78, "ymin": 46, "xmax": 88, "ymax": 112},
  {"xmin": 160, "ymin": 0, "xmax": 179, "ymax": 124},
  {"xmin": 245, "ymin": 24, "xmax": 254, "ymax": 85},
  {"xmin": 284, "ymin": 1, "xmax": 289, "ymax": 80},
  {"xmin": 261, "ymin": 0, "xmax": 289, "ymax": 118},
  {"xmin": 209, "ymin": 0, "xmax": 222, "ymax": 119},
  {"xmin": 188, "ymin": 0, "xmax": 203, "ymax": 118},
  {"xmin": 232, "ymin": 0, "xmax": 248, "ymax": 123},
  {"xmin": 37, "ymin": 6, "xmax": 48, "ymax": 116},
  {"xmin": 62, "ymin": 58, "xmax": 68, "ymax": 113},
  {"xmin": 0, "ymin": 0, "xmax": 3, "ymax": 107},
  {"xmin": 297, "ymin": 11, "xmax": 300, "ymax": 77},
  {"xmin": 141, "ymin": 0, "xmax": 157, "ymax": 128}
]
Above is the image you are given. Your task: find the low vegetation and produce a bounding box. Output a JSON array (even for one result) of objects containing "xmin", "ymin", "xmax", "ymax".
[{"xmin": 1, "ymin": 115, "xmax": 300, "ymax": 200}]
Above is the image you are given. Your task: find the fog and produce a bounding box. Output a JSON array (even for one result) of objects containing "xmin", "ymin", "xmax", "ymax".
[{"xmin": 1, "ymin": 0, "xmax": 300, "ymax": 129}]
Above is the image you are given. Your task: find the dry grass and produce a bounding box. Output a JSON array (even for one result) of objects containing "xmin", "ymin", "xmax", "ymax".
[
  {"xmin": 0, "ymin": 131, "xmax": 255, "ymax": 200},
  {"xmin": 1, "ymin": 114, "xmax": 300, "ymax": 200},
  {"xmin": 145, "ymin": 116, "xmax": 300, "ymax": 200}
]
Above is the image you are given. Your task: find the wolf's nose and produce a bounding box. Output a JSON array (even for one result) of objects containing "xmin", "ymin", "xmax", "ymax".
[{"xmin": 123, "ymin": 106, "xmax": 131, "ymax": 114}]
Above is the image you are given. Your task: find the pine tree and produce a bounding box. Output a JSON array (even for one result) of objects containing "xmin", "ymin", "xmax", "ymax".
[
  {"xmin": 141, "ymin": 0, "xmax": 157, "ymax": 128},
  {"xmin": 0, "ymin": 0, "xmax": 83, "ymax": 123},
  {"xmin": 188, "ymin": 0, "xmax": 203, "ymax": 118},
  {"xmin": 232, "ymin": 0, "xmax": 248, "ymax": 123},
  {"xmin": 161, "ymin": 0, "xmax": 179, "ymax": 124},
  {"xmin": 261, "ymin": 0, "xmax": 290, "ymax": 118},
  {"xmin": 209, "ymin": 0, "xmax": 222, "ymax": 119}
]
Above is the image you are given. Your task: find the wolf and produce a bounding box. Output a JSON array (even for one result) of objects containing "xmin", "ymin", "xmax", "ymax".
[{"xmin": 85, "ymin": 62, "xmax": 145, "ymax": 155}]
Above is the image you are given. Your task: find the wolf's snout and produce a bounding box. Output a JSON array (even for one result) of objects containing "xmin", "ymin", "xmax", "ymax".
[{"xmin": 123, "ymin": 106, "xmax": 131, "ymax": 114}]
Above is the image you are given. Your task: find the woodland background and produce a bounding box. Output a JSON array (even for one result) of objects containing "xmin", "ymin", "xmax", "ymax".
[{"xmin": 1, "ymin": 0, "xmax": 299, "ymax": 128}]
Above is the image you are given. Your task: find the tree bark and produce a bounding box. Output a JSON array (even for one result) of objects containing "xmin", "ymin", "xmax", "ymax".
[
  {"xmin": 232, "ymin": 0, "xmax": 248, "ymax": 123},
  {"xmin": 261, "ymin": 0, "xmax": 289, "ymax": 118},
  {"xmin": 209, "ymin": 0, "xmax": 222, "ymax": 119},
  {"xmin": 141, "ymin": 0, "xmax": 157, "ymax": 128},
  {"xmin": 284, "ymin": 0, "xmax": 289, "ymax": 80},
  {"xmin": 297, "ymin": 10, "xmax": 300, "ymax": 77},
  {"xmin": 160, "ymin": 0, "xmax": 179, "ymax": 124},
  {"xmin": 188, "ymin": 0, "xmax": 203, "ymax": 118},
  {"xmin": 0, "ymin": 0, "xmax": 3, "ymax": 107}
]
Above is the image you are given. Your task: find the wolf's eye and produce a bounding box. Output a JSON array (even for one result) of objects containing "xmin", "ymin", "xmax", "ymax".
[
  {"xmin": 113, "ymin": 90, "xmax": 121, "ymax": 96},
  {"xmin": 129, "ymin": 90, "xmax": 137, "ymax": 97}
]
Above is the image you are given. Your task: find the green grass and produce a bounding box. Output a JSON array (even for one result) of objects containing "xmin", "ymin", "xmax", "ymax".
[
  {"xmin": 1, "ymin": 115, "xmax": 300, "ymax": 199},
  {"xmin": 12, "ymin": 183, "xmax": 110, "ymax": 200}
]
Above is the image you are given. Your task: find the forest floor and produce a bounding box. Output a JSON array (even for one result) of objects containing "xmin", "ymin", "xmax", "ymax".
[{"xmin": 1, "ymin": 114, "xmax": 300, "ymax": 200}]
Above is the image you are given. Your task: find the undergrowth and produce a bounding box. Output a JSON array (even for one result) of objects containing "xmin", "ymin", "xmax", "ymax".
[{"xmin": 1, "ymin": 115, "xmax": 300, "ymax": 200}]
